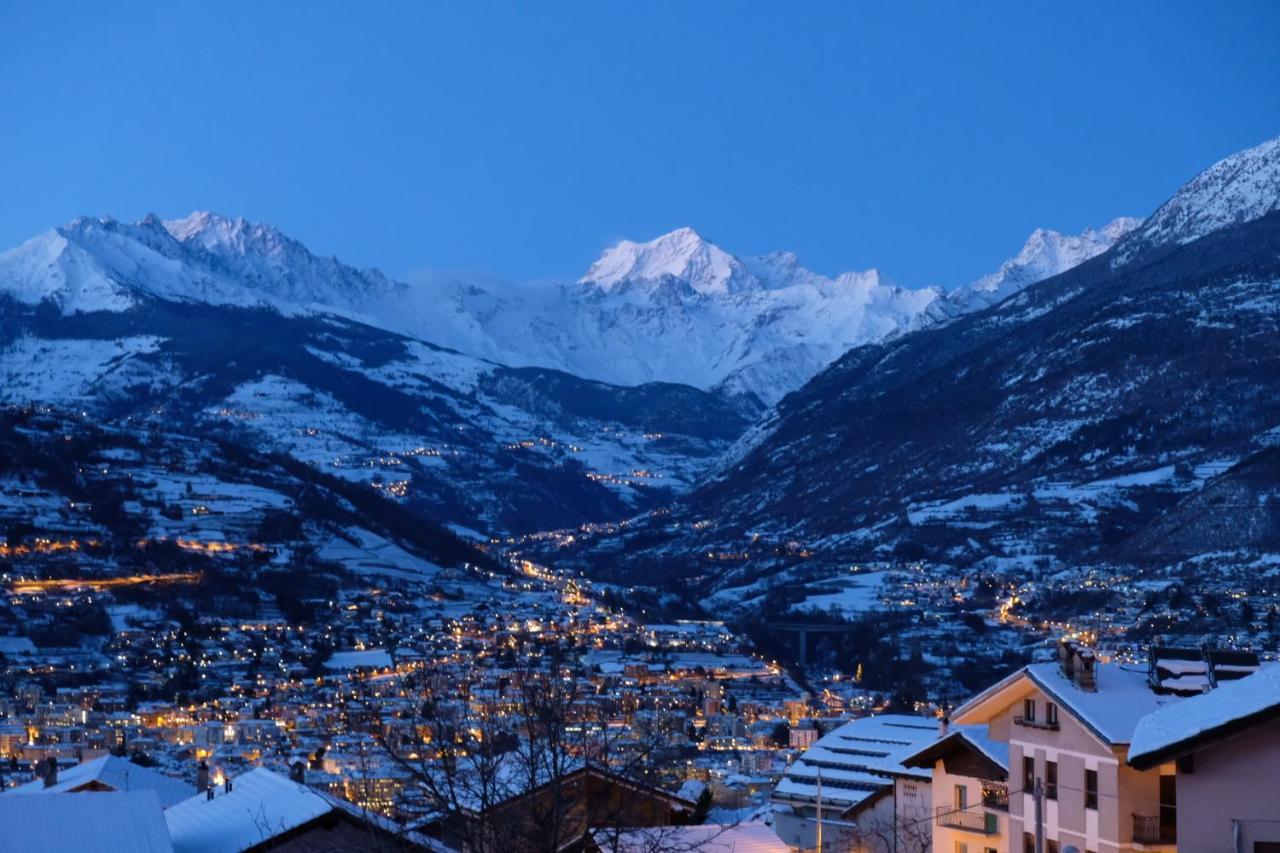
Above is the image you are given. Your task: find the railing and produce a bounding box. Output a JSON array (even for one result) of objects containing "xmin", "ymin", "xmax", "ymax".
[
  {"xmin": 937, "ymin": 806, "xmax": 998, "ymax": 834},
  {"xmin": 1133, "ymin": 813, "xmax": 1177, "ymax": 845},
  {"xmin": 1013, "ymin": 714, "xmax": 1059, "ymax": 731},
  {"xmin": 981, "ymin": 782, "xmax": 1009, "ymax": 810}
]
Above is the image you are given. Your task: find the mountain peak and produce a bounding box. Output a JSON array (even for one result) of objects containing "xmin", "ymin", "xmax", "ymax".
[
  {"xmin": 163, "ymin": 211, "xmax": 288, "ymax": 256},
  {"xmin": 580, "ymin": 228, "xmax": 750, "ymax": 295},
  {"xmin": 1126, "ymin": 134, "xmax": 1280, "ymax": 253}
]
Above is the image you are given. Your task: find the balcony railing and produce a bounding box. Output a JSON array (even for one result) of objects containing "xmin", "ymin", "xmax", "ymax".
[
  {"xmin": 936, "ymin": 806, "xmax": 998, "ymax": 834},
  {"xmin": 1013, "ymin": 714, "xmax": 1059, "ymax": 731},
  {"xmin": 981, "ymin": 782, "xmax": 1009, "ymax": 811},
  {"xmin": 1132, "ymin": 813, "xmax": 1177, "ymax": 845}
]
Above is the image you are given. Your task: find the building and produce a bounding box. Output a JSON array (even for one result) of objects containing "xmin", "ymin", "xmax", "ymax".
[
  {"xmin": 902, "ymin": 724, "xmax": 1010, "ymax": 853},
  {"xmin": 163, "ymin": 766, "xmax": 442, "ymax": 852},
  {"xmin": 952, "ymin": 643, "xmax": 1180, "ymax": 853},
  {"xmin": 7, "ymin": 753, "xmax": 195, "ymax": 807},
  {"xmin": 0, "ymin": 790, "xmax": 174, "ymax": 853},
  {"xmin": 771, "ymin": 713, "xmax": 940, "ymax": 852},
  {"xmin": 1128, "ymin": 663, "xmax": 1280, "ymax": 852},
  {"xmin": 421, "ymin": 764, "xmax": 697, "ymax": 853}
]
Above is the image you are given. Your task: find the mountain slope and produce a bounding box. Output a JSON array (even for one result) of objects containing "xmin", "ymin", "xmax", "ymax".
[
  {"xmin": 0, "ymin": 221, "xmax": 752, "ymax": 537},
  {"xmin": 553, "ymin": 135, "xmax": 1280, "ymax": 599}
]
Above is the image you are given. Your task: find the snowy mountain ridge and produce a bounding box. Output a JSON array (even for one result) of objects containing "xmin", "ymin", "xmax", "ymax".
[
  {"xmin": 0, "ymin": 212, "xmax": 1135, "ymax": 406},
  {"xmin": 415, "ymin": 222, "xmax": 1136, "ymax": 405},
  {"xmin": 1120, "ymin": 135, "xmax": 1280, "ymax": 259}
]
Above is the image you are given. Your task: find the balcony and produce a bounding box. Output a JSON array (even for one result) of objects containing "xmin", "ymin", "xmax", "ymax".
[
  {"xmin": 937, "ymin": 806, "xmax": 998, "ymax": 834},
  {"xmin": 1132, "ymin": 813, "xmax": 1176, "ymax": 845},
  {"xmin": 980, "ymin": 782, "xmax": 1008, "ymax": 811},
  {"xmin": 1013, "ymin": 714, "xmax": 1059, "ymax": 731}
]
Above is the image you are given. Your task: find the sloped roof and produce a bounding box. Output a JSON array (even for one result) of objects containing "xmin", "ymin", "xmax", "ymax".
[
  {"xmin": 0, "ymin": 790, "xmax": 173, "ymax": 853},
  {"xmin": 772, "ymin": 714, "xmax": 939, "ymax": 814},
  {"xmin": 901, "ymin": 724, "xmax": 1008, "ymax": 775},
  {"xmin": 1129, "ymin": 664, "xmax": 1280, "ymax": 769},
  {"xmin": 8, "ymin": 754, "xmax": 195, "ymax": 807},
  {"xmin": 164, "ymin": 767, "xmax": 332, "ymax": 853},
  {"xmin": 954, "ymin": 662, "xmax": 1177, "ymax": 747}
]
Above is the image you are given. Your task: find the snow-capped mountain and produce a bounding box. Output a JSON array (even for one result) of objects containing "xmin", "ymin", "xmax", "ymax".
[
  {"xmin": 0, "ymin": 213, "xmax": 405, "ymax": 317},
  {"xmin": 412, "ymin": 222, "xmax": 1134, "ymax": 406},
  {"xmin": 549, "ymin": 134, "xmax": 1280, "ymax": 605},
  {"xmin": 1118, "ymin": 135, "xmax": 1280, "ymax": 258},
  {"xmin": 0, "ymin": 205, "xmax": 1137, "ymax": 408},
  {"xmin": 932, "ymin": 217, "xmax": 1140, "ymax": 318},
  {"xmin": 0, "ymin": 217, "xmax": 754, "ymax": 538}
]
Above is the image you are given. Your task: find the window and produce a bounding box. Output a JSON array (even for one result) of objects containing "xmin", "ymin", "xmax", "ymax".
[
  {"xmin": 1023, "ymin": 756, "xmax": 1035, "ymax": 791},
  {"xmin": 1085, "ymin": 768, "xmax": 1098, "ymax": 809},
  {"xmin": 955, "ymin": 784, "xmax": 968, "ymax": 810},
  {"xmin": 1023, "ymin": 698, "xmax": 1037, "ymax": 722},
  {"xmin": 1047, "ymin": 841, "xmax": 1059, "ymax": 853},
  {"xmin": 955, "ymin": 843, "xmax": 969, "ymax": 853},
  {"xmin": 1024, "ymin": 833, "xmax": 1035, "ymax": 853},
  {"xmin": 1046, "ymin": 760, "xmax": 1058, "ymax": 800},
  {"xmin": 1046, "ymin": 702, "xmax": 1058, "ymax": 726}
]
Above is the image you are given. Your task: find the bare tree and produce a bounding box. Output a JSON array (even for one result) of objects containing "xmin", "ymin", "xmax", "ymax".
[{"xmin": 358, "ymin": 658, "xmax": 725, "ymax": 852}]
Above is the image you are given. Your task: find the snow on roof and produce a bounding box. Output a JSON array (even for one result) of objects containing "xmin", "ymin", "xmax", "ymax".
[
  {"xmin": 323, "ymin": 648, "xmax": 393, "ymax": 670},
  {"xmin": 772, "ymin": 714, "xmax": 939, "ymax": 812},
  {"xmin": 1129, "ymin": 664, "xmax": 1280, "ymax": 767},
  {"xmin": 596, "ymin": 822, "xmax": 789, "ymax": 853},
  {"xmin": 164, "ymin": 767, "xmax": 332, "ymax": 853},
  {"xmin": 8, "ymin": 754, "xmax": 195, "ymax": 807},
  {"xmin": 0, "ymin": 790, "xmax": 174, "ymax": 853},
  {"xmin": 1023, "ymin": 662, "xmax": 1178, "ymax": 746},
  {"xmin": 902, "ymin": 724, "xmax": 1009, "ymax": 772}
]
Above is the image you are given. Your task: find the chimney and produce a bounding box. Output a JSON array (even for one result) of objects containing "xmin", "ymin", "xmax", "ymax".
[
  {"xmin": 42, "ymin": 757, "xmax": 58, "ymax": 789},
  {"xmin": 289, "ymin": 761, "xmax": 305, "ymax": 784},
  {"xmin": 225, "ymin": 776, "xmax": 233, "ymax": 794},
  {"xmin": 196, "ymin": 760, "xmax": 209, "ymax": 794},
  {"xmin": 1058, "ymin": 640, "xmax": 1075, "ymax": 680},
  {"xmin": 1059, "ymin": 640, "xmax": 1097, "ymax": 691},
  {"xmin": 1074, "ymin": 648, "xmax": 1097, "ymax": 692},
  {"xmin": 206, "ymin": 786, "xmax": 214, "ymax": 801},
  {"xmin": 938, "ymin": 714, "xmax": 950, "ymax": 737}
]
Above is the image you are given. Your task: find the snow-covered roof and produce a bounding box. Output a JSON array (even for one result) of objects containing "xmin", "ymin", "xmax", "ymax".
[
  {"xmin": 323, "ymin": 648, "xmax": 393, "ymax": 670},
  {"xmin": 955, "ymin": 662, "xmax": 1177, "ymax": 748},
  {"xmin": 595, "ymin": 822, "xmax": 789, "ymax": 853},
  {"xmin": 1129, "ymin": 664, "xmax": 1280, "ymax": 768},
  {"xmin": 7, "ymin": 754, "xmax": 195, "ymax": 807},
  {"xmin": 0, "ymin": 790, "xmax": 173, "ymax": 853},
  {"xmin": 164, "ymin": 767, "xmax": 332, "ymax": 853},
  {"xmin": 901, "ymin": 723, "xmax": 1008, "ymax": 774},
  {"xmin": 772, "ymin": 714, "xmax": 939, "ymax": 813},
  {"xmin": 1025, "ymin": 662, "xmax": 1177, "ymax": 746}
]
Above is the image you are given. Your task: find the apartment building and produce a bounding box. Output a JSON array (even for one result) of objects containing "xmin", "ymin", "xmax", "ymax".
[{"xmin": 951, "ymin": 644, "xmax": 1177, "ymax": 853}]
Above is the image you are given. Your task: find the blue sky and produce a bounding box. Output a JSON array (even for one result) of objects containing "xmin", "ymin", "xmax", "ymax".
[{"xmin": 2, "ymin": 2, "xmax": 1278, "ymax": 287}]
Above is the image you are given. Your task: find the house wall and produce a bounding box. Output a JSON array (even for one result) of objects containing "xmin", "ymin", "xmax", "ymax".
[
  {"xmin": 772, "ymin": 780, "xmax": 932, "ymax": 853},
  {"xmin": 994, "ymin": 684, "xmax": 1170, "ymax": 853},
  {"xmin": 930, "ymin": 758, "xmax": 1005, "ymax": 853},
  {"xmin": 1174, "ymin": 715, "xmax": 1280, "ymax": 853}
]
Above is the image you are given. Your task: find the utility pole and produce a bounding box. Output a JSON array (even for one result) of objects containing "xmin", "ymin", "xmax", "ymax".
[
  {"xmin": 1034, "ymin": 775, "xmax": 1045, "ymax": 853},
  {"xmin": 815, "ymin": 767, "xmax": 823, "ymax": 852}
]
